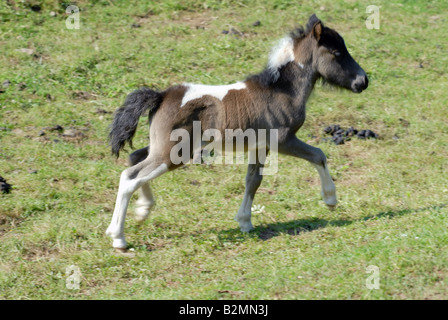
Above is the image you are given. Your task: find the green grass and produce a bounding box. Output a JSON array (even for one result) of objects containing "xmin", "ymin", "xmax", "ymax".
[{"xmin": 1, "ymin": 0, "xmax": 447, "ymax": 299}]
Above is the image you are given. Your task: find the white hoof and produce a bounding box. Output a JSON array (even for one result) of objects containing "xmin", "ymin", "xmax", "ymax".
[
  {"xmin": 112, "ymin": 238, "xmax": 128, "ymax": 250},
  {"xmin": 106, "ymin": 226, "xmax": 128, "ymax": 249}
]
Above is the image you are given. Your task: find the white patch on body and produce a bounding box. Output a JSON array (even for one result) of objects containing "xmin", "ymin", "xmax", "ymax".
[{"xmin": 180, "ymin": 82, "xmax": 246, "ymax": 108}]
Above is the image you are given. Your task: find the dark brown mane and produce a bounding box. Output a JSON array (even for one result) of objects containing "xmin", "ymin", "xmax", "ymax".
[
  {"xmin": 290, "ymin": 13, "xmax": 322, "ymax": 40},
  {"xmin": 289, "ymin": 25, "xmax": 306, "ymax": 40}
]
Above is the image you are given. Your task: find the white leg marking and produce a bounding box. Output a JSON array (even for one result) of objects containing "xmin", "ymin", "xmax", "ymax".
[
  {"xmin": 312, "ymin": 163, "xmax": 337, "ymax": 209},
  {"xmin": 180, "ymin": 82, "xmax": 246, "ymax": 108},
  {"xmin": 105, "ymin": 170, "xmax": 134, "ymax": 249},
  {"xmin": 135, "ymin": 182, "xmax": 155, "ymax": 222},
  {"xmin": 106, "ymin": 163, "xmax": 168, "ymax": 249}
]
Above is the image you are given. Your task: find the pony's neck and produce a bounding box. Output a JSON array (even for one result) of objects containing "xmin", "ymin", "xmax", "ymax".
[{"xmin": 275, "ymin": 61, "xmax": 319, "ymax": 108}]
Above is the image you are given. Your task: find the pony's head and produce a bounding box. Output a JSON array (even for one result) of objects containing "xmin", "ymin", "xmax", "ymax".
[{"xmin": 295, "ymin": 14, "xmax": 368, "ymax": 93}]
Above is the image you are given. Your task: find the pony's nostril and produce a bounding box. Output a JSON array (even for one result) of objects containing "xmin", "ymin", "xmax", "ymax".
[
  {"xmin": 363, "ymin": 76, "xmax": 369, "ymax": 89},
  {"xmin": 352, "ymin": 75, "xmax": 368, "ymax": 92}
]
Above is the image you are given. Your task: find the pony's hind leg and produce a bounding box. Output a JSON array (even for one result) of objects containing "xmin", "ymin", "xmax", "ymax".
[
  {"xmin": 129, "ymin": 147, "xmax": 155, "ymax": 222},
  {"xmin": 135, "ymin": 183, "xmax": 155, "ymax": 222},
  {"xmin": 106, "ymin": 155, "xmax": 169, "ymax": 249},
  {"xmin": 278, "ymin": 136, "xmax": 337, "ymax": 209},
  {"xmin": 235, "ymin": 150, "xmax": 264, "ymax": 232}
]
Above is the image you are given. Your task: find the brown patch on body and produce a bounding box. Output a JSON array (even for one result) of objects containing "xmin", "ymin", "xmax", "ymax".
[{"xmin": 222, "ymin": 87, "xmax": 254, "ymax": 131}]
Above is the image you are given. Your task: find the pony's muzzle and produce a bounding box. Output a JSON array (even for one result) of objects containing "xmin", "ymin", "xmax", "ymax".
[{"xmin": 351, "ymin": 73, "xmax": 368, "ymax": 93}]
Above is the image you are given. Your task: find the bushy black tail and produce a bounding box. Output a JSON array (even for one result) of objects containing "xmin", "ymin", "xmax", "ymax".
[{"xmin": 109, "ymin": 87, "xmax": 163, "ymax": 157}]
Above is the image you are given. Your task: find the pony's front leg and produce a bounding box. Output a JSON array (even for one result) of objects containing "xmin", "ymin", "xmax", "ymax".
[
  {"xmin": 312, "ymin": 162, "xmax": 337, "ymax": 210},
  {"xmin": 235, "ymin": 151, "xmax": 264, "ymax": 232},
  {"xmin": 278, "ymin": 136, "xmax": 337, "ymax": 209}
]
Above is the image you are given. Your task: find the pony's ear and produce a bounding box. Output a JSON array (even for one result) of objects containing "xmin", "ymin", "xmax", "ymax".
[
  {"xmin": 312, "ymin": 21, "xmax": 323, "ymax": 41},
  {"xmin": 307, "ymin": 14, "xmax": 323, "ymax": 41}
]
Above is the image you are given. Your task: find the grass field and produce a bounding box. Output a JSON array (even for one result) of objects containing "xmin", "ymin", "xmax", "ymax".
[{"xmin": 0, "ymin": 0, "xmax": 447, "ymax": 300}]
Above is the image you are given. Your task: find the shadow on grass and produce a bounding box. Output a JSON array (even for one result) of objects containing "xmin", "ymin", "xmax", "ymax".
[{"xmin": 218, "ymin": 203, "xmax": 447, "ymax": 242}]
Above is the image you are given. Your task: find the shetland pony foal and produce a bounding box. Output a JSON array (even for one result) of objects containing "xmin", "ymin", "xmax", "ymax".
[{"xmin": 106, "ymin": 14, "xmax": 368, "ymax": 250}]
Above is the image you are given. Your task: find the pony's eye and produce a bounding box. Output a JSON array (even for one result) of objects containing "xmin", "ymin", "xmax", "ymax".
[{"xmin": 332, "ymin": 50, "xmax": 341, "ymax": 57}]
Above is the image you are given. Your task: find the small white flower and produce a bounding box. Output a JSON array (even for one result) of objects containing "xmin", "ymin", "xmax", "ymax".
[{"xmin": 251, "ymin": 204, "xmax": 265, "ymax": 214}]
